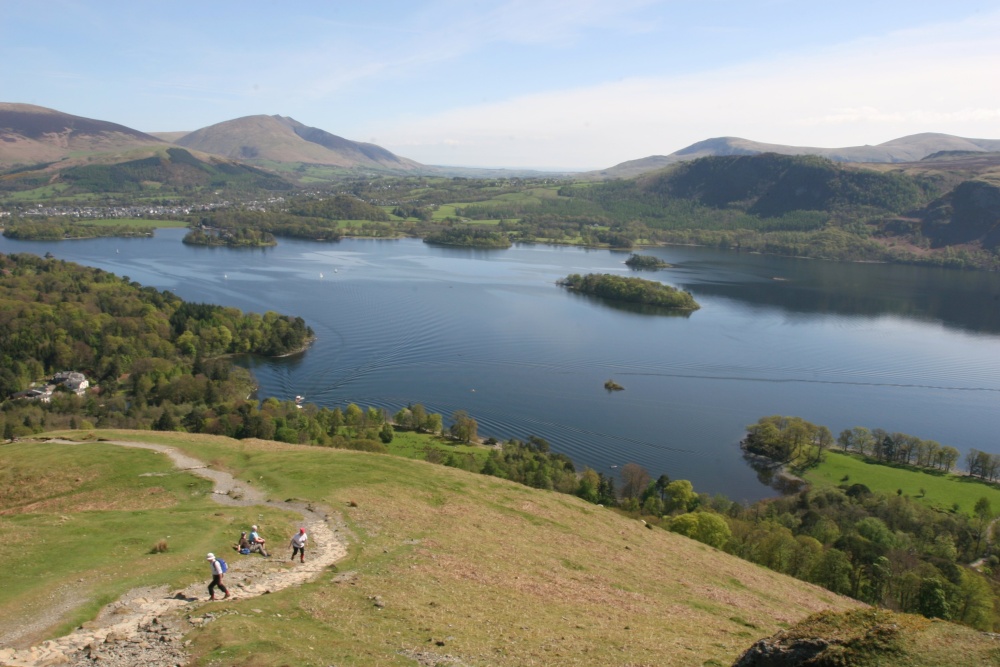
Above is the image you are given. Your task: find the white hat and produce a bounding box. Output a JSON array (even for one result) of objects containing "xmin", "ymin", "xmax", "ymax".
[{"xmin": 206, "ymin": 553, "xmax": 215, "ymax": 560}]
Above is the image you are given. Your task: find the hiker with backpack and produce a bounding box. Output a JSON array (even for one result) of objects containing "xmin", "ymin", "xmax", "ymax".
[
  {"xmin": 290, "ymin": 527, "xmax": 307, "ymax": 563},
  {"xmin": 206, "ymin": 553, "xmax": 229, "ymax": 600}
]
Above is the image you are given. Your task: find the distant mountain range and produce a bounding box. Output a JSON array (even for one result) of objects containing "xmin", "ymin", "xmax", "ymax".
[
  {"xmin": 5, "ymin": 102, "xmax": 1000, "ymax": 185},
  {"xmin": 588, "ymin": 133, "xmax": 1000, "ymax": 179}
]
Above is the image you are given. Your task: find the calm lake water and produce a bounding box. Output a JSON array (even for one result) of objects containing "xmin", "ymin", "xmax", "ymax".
[{"xmin": 4, "ymin": 228, "xmax": 1000, "ymax": 502}]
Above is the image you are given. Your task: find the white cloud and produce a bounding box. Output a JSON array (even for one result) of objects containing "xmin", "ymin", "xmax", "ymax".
[{"xmin": 373, "ymin": 9, "xmax": 1000, "ymax": 168}]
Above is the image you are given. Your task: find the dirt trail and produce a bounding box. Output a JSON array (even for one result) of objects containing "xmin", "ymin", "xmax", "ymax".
[{"xmin": 0, "ymin": 440, "xmax": 349, "ymax": 667}]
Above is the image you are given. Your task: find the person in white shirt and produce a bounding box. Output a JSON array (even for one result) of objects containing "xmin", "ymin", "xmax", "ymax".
[
  {"xmin": 206, "ymin": 553, "xmax": 229, "ymax": 600},
  {"xmin": 290, "ymin": 527, "xmax": 307, "ymax": 563}
]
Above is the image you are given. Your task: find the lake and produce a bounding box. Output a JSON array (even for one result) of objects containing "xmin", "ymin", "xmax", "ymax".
[{"xmin": 4, "ymin": 228, "xmax": 1000, "ymax": 502}]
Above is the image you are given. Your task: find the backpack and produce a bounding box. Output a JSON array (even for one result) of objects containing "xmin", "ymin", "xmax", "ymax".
[{"xmin": 217, "ymin": 557, "xmax": 228, "ymax": 573}]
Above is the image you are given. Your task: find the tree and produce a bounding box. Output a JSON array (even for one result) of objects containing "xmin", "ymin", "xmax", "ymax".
[
  {"xmin": 663, "ymin": 480, "xmax": 697, "ymax": 513},
  {"xmin": 814, "ymin": 425, "xmax": 833, "ymax": 463},
  {"xmin": 576, "ymin": 468, "xmax": 601, "ymax": 503},
  {"xmin": 939, "ymin": 446, "xmax": 960, "ymax": 472},
  {"xmin": 597, "ymin": 473, "xmax": 617, "ymax": 506},
  {"xmin": 654, "ymin": 474, "xmax": 671, "ymax": 501},
  {"xmin": 809, "ymin": 548, "xmax": 852, "ymax": 595},
  {"xmin": 974, "ymin": 497, "xmax": 992, "ymax": 556},
  {"xmin": 379, "ymin": 423, "xmax": 394, "ymax": 444},
  {"xmin": 841, "ymin": 427, "xmax": 871, "ymax": 455},
  {"xmin": 867, "ymin": 556, "xmax": 892, "ymax": 607},
  {"xmin": 449, "ymin": 410, "xmax": 478, "ymax": 443},
  {"xmin": 669, "ymin": 511, "xmax": 731, "ymax": 549},
  {"xmin": 916, "ymin": 577, "xmax": 950, "ymax": 619},
  {"xmin": 743, "ymin": 415, "xmax": 820, "ymax": 463},
  {"xmin": 641, "ymin": 494, "xmax": 664, "ymax": 516},
  {"xmin": 855, "ymin": 517, "xmax": 895, "ymax": 549},
  {"xmin": 788, "ymin": 535, "xmax": 824, "ymax": 579},
  {"xmin": 394, "ymin": 407, "xmax": 414, "ymax": 430},
  {"xmin": 954, "ymin": 569, "xmax": 994, "ymax": 630},
  {"xmin": 753, "ymin": 522, "xmax": 798, "ymax": 573},
  {"xmin": 154, "ymin": 405, "xmax": 177, "ymax": 431},
  {"xmin": 344, "ymin": 403, "xmax": 363, "ymax": 429},
  {"xmin": 411, "ymin": 403, "xmax": 427, "ymax": 430},
  {"xmin": 805, "ymin": 516, "xmax": 842, "ymax": 546},
  {"xmin": 481, "ymin": 451, "xmax": 502, "ymax": 477},
  {"xmin": 619, "ymin": 463, "xmax": 651, "ymax": 500},
  {"xmin": 422, "ymin": 411, "xmax": 443, "ymax": 434}
]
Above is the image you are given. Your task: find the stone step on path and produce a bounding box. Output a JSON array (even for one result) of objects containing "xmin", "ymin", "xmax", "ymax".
[{"xmin": 0, "ymin": 440, "xmax": 348, "ymax": 667}]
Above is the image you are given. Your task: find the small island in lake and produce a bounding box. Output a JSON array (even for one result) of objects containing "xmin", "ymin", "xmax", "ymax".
[
  {"xmin": 624, "ymin": 253, "xmax": 671, "ymax": 269},
  {"xmin": 604, "ymin": 379, "xmax": 624, "ymax": 391},
  {"xmin": 558, "ymin": 273, "xmax": 700, "ymax": 310},
  {"xmin": 183, "ymin": 227, "xmax": 277, "ymax": 247}
]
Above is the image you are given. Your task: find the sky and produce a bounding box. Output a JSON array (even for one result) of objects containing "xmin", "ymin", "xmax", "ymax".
[{"xmin": 3, "ymin": 1, "xmax": 1000, "ymax": 170}]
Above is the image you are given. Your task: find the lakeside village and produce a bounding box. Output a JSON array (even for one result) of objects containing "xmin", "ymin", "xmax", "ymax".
[{"xmin": 0, "ymin": 196, "xmax": 287, "ymax": 221}]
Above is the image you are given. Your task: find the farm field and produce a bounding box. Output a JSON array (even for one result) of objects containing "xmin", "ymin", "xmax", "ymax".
[{"xmin": 802, "ymin": 450, "xmax": 1000, "ymax": 516}]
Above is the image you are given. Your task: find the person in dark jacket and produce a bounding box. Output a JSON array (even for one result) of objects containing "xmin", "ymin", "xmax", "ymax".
[{"xmin": 234, "ymin": 531, "xmax": 251, "ymax": 554}]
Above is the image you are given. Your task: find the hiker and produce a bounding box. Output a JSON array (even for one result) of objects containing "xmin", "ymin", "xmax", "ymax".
[
  {"xmin": 290, "ymin": 527, "xmax": 308, "ymax": 563},
  {"xmin": 234, "ymin": 531, "xmax": 251, "ymax": 554},
  {"xmin": 249, "ymin": 524, "xmax": 270, "ymax": 557},
  {"xmin": 206, "ymin": 553, "xmax": 229, "ymax": 600}
]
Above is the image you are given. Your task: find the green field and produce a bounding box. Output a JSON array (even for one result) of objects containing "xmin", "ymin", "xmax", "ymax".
[
  {"xmin": 384, "ymin": 429, "xmax": 491, "ymax": 469},
  {"xmin": 802, "ymin": 450, "xmax": 1000, "ymax": 515},
  {"xmin": 2, "ymin": 184, "xmax": 74, "ymax": 201}
]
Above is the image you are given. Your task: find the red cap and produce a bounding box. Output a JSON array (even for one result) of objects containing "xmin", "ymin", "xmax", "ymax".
[{"xmin": 300, "ymin": 527, "xmax": 306, "ymax": 533}]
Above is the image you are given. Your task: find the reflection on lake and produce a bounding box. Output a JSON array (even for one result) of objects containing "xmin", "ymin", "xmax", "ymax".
[{"xmin": 4, "ymin": 229, "xmax": 1000, "ymax": 502}]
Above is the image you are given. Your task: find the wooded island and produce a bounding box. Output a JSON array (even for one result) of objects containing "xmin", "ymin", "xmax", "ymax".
[{"xmin": 559, "ymin": 272, "xmax": 699, "ymax": 310}]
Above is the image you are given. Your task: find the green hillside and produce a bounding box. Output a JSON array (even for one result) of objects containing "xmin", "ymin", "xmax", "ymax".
[
  {"xmin": 1, "ymin": 147, "xmax": 292, "ymax": 197},
  {"xmin": 1, "ymin": 430, "xmax": 860, "ymax": 666},
  {"xmin": 5, "ymin": 431, "xmax": 997, "ymax": 666},
  {"xmin": 553, "ymin": 154, "xmax": 1000, "ymax": 268},
  {"xmin": 641, "ymin": 153, "xmax": 927, "ymax": 218}
]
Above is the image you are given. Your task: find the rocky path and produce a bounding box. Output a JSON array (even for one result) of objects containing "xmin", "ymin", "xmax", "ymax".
[{"xmin": 0, "ymin": 440, "xmax": 349, "ymax": 667}]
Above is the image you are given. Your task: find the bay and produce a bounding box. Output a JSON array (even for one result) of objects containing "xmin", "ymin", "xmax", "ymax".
[{"xmin": 4, "ymin": 228, "xmax": 1000, "ymax": 503}]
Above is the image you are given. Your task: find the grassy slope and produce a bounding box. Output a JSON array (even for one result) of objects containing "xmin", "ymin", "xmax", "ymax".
[
  {"xmin": 3, "ymin": 429, "xmax": 858, "ymax": 666},
  {"xmin": 802, "ymin": 450, "xmax": 1000, "ymax": 516},
  {"xmin": 0, "ymin": 437, "xmax": 298, "ymax": 641}
]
